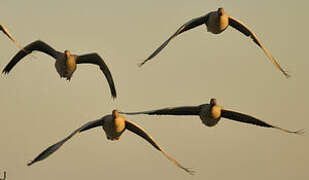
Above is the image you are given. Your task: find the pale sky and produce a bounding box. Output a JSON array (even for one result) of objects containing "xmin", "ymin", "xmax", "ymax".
[{"xmin": 0, "ymin": 0, "xmax": 308, "ymax": 179}]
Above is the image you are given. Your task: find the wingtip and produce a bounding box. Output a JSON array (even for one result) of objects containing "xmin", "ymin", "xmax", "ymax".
[
  {"xmin": 2, "ymin": 70, "xmax": 8, "ymax": 75},
  {"xmin": 27, "ymin": 160, "xmax": 35, "ymax": 166},
  {"xmin": 137, "ymin": 62, "xmax": 144, "ymax": 68},
  {"xmin": 276, "ymin": 127, "xmax": 305, "ymax": 136},
  {"xmin": 111, "ymin": 95, "xmax": 117, "ymax": 100},
  {"xmin": 185, "ymin": 168, "xmax": 196, "ymax": 175},
  {"xmin": 137, "ymin": 59, "xmax": 148, "ymax": 67},
  {"xmin": 283, "ymin": 71, "xmax": 291, "ymax": 79},
  {"xmin": 294, "ymin": 129, "xmax": 305, "ymax": 136},
  {"xmin": 111, "ymin": 90, "xmax": 117, "ymax": 99}
]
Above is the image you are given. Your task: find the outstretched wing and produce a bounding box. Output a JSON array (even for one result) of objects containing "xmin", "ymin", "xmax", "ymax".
[
  {"xmin": 139, "ymin": 14, "xmax": 209, "ymax": 67},
  {"xmin": 76, "ymin": 53, "xmax": 117, "ymax": 98},
  {"xmin": 119, "ymin": 105, "xmax": 201, "ymax": 116},
  {"xmin": 221, "ymin": 109, "xmax": 304, "ymax": 135},
  {"xmin": 27, "ymin": 119, "xmax": 103, "ymax": 166},
  {"xmin": 228, "ymin": 16, "xmax": 290, "ymax": 78},
  {"xmin": 0, "ymin": 23, "xmax": 23, "ymax": 49},
  {"xmin": 2, "ymin": 40, "xmax": 61, "ymax": 74},
  {"xmin": 125, "ymin": 119, "xmax": 194, "ymax": 175}
]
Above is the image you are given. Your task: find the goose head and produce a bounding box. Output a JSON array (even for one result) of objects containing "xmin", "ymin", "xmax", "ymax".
[
  {"xmin": 112, "ymin": 109, "xmax": 120, "ymax": 119},
  {"xmin": 64, "ymin": 50, "xmax": 71, "ymax": 58},
  {"xmin": 217, "ymin": 8, "xmax": 225, "ymax": 17},
  {"xmin": 210, "ymin": 98, "xmax": 217, "ymax": 106}
]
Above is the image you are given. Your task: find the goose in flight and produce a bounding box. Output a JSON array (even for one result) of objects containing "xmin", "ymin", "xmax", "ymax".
[
  {"xmin": 1, "ymin": 22, "xmax": 23, "ymax": 50},
  {"xmin": 139, "ymin": 8, "xmax": 289, "ymax": 78},
  {"xmin": 0, "ymin": 171, "xmax": 6, "ymax": 180},
  {"xmin": 27, "ymin": 110, "xmax": 194, "ymax": 175},
  {"xmin": 120, "ymin": 98, "xmax": 304, "ymax": 135},
  {"xmin": 2, "ymin": 40, "xmax": 117, "ymax": 98}
]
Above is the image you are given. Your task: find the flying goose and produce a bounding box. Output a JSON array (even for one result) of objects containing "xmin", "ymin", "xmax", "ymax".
[
  {"xmin": 120, "ymin": 98, "xmax": 304, "ymax": 135},
  {"xmin": 0, "ymin": 171, "xmax": 6, "ymax": 180},
  {"xmin": 27, "ymin": 110, "xmax": 194, "ymax": 175},
  {"xmin": 0, "ymin": 22, "xmax": 23, "ymax": 50},
  {"xmin": 139, "ymin": 8, "xmax": 289, "ymax": 78},
  {"xmin": 2, "ymin": 40, "xmax": 117, "ymax": 98}
]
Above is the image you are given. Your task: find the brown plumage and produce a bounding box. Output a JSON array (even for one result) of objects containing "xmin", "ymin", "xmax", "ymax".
[
  {"xmin": 140, "ymin": 8, "xmax": 289, "ymax": 78},
  {"xmin": 2, "ymin": 40, "xmax": 117, "ymax": 98},
  {"xmin": 120, "ymin": 98, "xmax": 304, "ymax": 135},
  {"xmin": 27, "ymin": 110, "xmax": 194, "ymax": 175}
]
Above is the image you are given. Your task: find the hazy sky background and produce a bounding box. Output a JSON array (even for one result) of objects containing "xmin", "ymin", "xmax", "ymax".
[{"xmin": 0, "ymin": 0, "xmax": 308, "ymax": 179}]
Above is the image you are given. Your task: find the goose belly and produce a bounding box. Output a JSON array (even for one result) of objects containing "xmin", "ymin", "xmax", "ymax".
[
  {"xmin": 200, "ymin": 116, "xmax": 220, "ymax": 127},
  {"xmin": 103, "ymin": 118, "xmax": 125, "ymax": 140},
  {"xmin": 199, "ymin": 105, "xmax": 221, "ymax": 127},
  {"xmin": 206, "ymin": 13, "xmax": 229, "ymax": 34}
]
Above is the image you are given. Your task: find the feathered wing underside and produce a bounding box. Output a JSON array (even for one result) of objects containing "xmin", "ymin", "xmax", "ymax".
[
  {"xmin": 228, "ymin": 16, "xmax": 290, "ymax": 78},
  {"xmin": 76, "ymin": 53, "xmax": 117, "ymax": 98},
  {"xmin": 0, "ymin": 23, "xmax": 23, "ymax": 49},
  {"xmin": 221, "ymin": 109, "xmax": 304, "ymax": 135},
  {"xmin": 27, "ymin": 119, "xmax": 103, "ymax": 166},
  {"xmin": 119, "ymin": 106, "xmax": 201, "ymax": 116},
  {"xmin": 125, "ymin": 119, "xmax": 194, "ymax": 175},
  {"xmin": 2, "ymin": 40, "xmax": 61, "ymax": 74},
  {"xmin": 139, "ymin": 14, "xmax": 209, "ymax": 67}
]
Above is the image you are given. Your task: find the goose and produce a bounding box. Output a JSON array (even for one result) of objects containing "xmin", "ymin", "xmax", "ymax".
[
  {"xmin": 0, "ymin": 22, "xmax": 23, "ymax": 50},
  {"xmin": 120, "ymin": 98, "xmax": 304, "ymax": 135},
  {"xmin": 2, "ymin": 40, "xmax": 117, "ymax": 98},
  {"xmin": 139, "ymin": 8, "xmax": 289, "ymax": 78},
  {"xmin": 0, "ymin": 171, "xmax": 6, "ymax": 180},
  {"xmin": 27, "ymin": 110, "xmax": 194, "ymax": 175}
]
